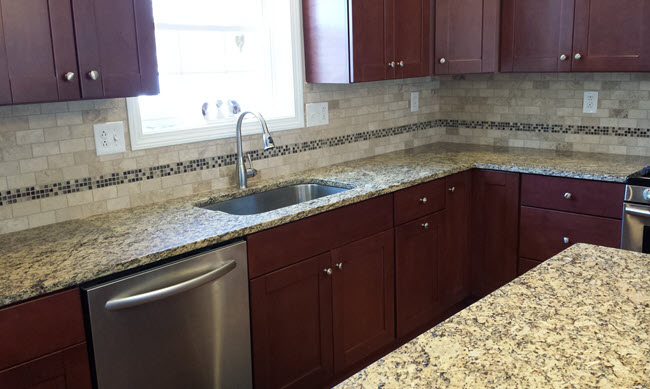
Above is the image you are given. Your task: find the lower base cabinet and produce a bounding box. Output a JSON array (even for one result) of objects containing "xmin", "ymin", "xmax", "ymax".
[{"xmin": 250, "ymin": 230, "xmax": 394, "ymax": 389}]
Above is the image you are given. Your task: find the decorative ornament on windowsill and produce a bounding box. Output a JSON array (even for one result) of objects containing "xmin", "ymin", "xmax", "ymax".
[
  {"xmin": 202, "ymin": 100, "xmax": 240, "ymax": 121},
  {"xmin": 235, "ymin": 35, "xmax": 245, "ymax": 52}
]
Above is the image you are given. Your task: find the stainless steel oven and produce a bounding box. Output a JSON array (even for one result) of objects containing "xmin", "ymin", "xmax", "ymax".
[{"xmin": 622, "ymin": 185, "xmax": 650, "ymax": 253}]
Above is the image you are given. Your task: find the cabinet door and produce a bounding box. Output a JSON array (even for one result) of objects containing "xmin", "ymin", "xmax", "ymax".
[
  {"xmin": 332, "ymin": 230, "xmax": 395, "ymax": 373},
  {"xmin": 393, "ymin": 0, "xmax": 431, "ymax": 78},
  {"xmin": 440, "ymin": 172, "xmax": 471, "ymax": 309},
  {"xmin": 250, "ymin": 253, "xmax": 333, "ymax": 389},
  {"xmin": 71, "ymin": 0, "xmax": 159, "ymax": 99},
  {"xmin": 350, "ymin": 0, "xmax": 393, "ymax": 82},
  {"xmin": 395, "ymin": 214, "xmax": 442, "ymax": 338},
  {"xmin": 572, "ymin": 0, "xmax": 650, "ymax": 72},
  {"xmin": 471, "ymin": 170, "xmax": 520, "ymax": 298},
  {"xmin": 434, "ymin": 0, "xmax": 500, "ymax": 74},
  {"xmin": 0, "ymin": 0, "xmax": 79, "ymax": 104},
  {"xmin": 500, "ymin": 0, "xmax": 575, "ymax": 72},
  {"xmin": 0, "ymin": 343, "xmax": 91, "ymax": 389}
]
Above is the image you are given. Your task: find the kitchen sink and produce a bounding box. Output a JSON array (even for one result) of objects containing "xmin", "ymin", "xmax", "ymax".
[{"xmin": 200, "ymin": 183, "xmax": 352, "ymax": 215}]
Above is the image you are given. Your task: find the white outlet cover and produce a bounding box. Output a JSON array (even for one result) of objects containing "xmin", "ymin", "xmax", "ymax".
[
  {"xmin": 94, "ymin": 122, "xmax": 126, "ymax": 156},
  {"xmin": 306, "ymin": 102, "xmax": 329, "ymax": 127},
  {"xmin": 583, "ymin": 91, "xmax": 598, "ymax": 114},
  {"xmin": 411, "ymin": 92, "xmax": 420, "ymax": 112}
]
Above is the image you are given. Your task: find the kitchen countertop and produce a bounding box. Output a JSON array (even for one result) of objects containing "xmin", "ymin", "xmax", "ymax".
[
  {"xmin": 337, "ymin": 244, "xmax": 650, "ymax": 388},
  {"xmin": 0, "ymin": 143, "xmax": 646, "ymax": 308}
]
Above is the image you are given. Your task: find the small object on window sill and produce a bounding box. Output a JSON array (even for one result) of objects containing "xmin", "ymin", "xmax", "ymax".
[
  {"xmin": 202, "ymin": 102, "xmax": 209, "ymax": 119},
  {"xmin": 229, "ymin": 100, "xmax": 241, "ymax": 116},
  {"xmin": 216, "ymin": 100, "xmax": 225, "ymax": 119}
]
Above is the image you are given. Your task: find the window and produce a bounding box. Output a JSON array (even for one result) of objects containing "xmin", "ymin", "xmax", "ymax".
[{"xmin": 127, "ymin": 0, "xmax": 304, "ymax": 150}]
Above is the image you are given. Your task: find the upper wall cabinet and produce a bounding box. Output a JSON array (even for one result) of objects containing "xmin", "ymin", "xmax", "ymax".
[
  {"xmin": 303, "ymin": 0, "xmax": 430, "ymax": 83},
  {"xmin": 501, "ymin": 0, "xmax": 650, "ymax": 72},
  {"xmin": 434, "ymin": 0, "xmax": 500, "ymax": 75},
  {"xmin": 0, "ymin": 0, "xmax": 159, "ymax": 106}
]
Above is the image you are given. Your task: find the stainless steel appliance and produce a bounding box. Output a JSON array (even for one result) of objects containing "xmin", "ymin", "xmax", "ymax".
[
  {"xmin": 622, "ymin": 168, "xmax": 650, "ymax": 253},
  {"xmin": 84, "ymin": 240, "xmax": 252, "ymax": 389}
]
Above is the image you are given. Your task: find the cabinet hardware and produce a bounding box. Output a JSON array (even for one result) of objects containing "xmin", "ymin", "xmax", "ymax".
[
  {"xmin": 564, "ymin": 192, "xmax": 572, "ymax": 199},
  {"xmin": 419, "ymin": 197, "xmax": 428, "ymax": 204},
  {"xmin": 398, "ymin": 61, "xmax": 404, "ymax": 67},
  {"xmin": 560, "ymin": 54, "xmax": 567, "ymax": 61},
  {"xmin": 323, "ymin": 268, "xmax": 332, "ymax": 275},
  {"xmin": 388, "ymin": 61, "xmax": 396, "ymax": 68},
  {"xmin": 439, "ymin": 58, "xmax": 446, "ymax": 64},
  {"xmin": 63, "ymin": 72, "xmax": 75, "ymax": 82},
  {"xmin": 563, "ymin": 237, "xmax": 570, "ymax": 244},
  {"xmin": 88, "ymin": 70, "xmax": 99, "ymax": 81},
  {"xmin": 574, "ymin": 53, "xmax": 582, "ymax": 60},
  {"xmin": 449, "ymin": 187, "xmax": 456, "ymax": 192},
  {"xmin": 421, "ymin": 222, "xmax": 429, "ymax": 229},
  {"xmin": 336, "ymin": 263, "xmax": 343, "ymax": 270}
]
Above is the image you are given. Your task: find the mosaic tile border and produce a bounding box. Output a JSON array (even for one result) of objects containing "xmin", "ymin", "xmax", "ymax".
[
  {"xmin": 2, "ymin": 118, "xmax": 649, "ymax": 207},
  {"xmin": 0, "ymin": 120, "xmax": 434, "ymax": 207}
]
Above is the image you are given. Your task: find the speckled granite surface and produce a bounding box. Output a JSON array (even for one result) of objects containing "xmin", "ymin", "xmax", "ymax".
[
  {"xmin": 0, "ymin": 143, "xmax": 646, "ymax": 308},
  {"xmin": 337, "ymin": 244, "xmax": 650, "ymax": 388}
]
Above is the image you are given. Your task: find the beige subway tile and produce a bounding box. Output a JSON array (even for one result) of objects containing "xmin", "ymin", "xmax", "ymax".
[
  {"xmin": 32, "ymin": 141, "xmax": 60, "ymax": 157},
  {"xmin": 107, "ymin": 196, "xmax": 131, "ymax": 211},
  {"xmin": 92, "ymin": 186, "xmax": 118, "ymax": 201},
  {"xmin": 67, "ymin": 190, "xmax": 94, "ymax": 206},
  {"xmin": 28, "ymin": 211, "xmax": 56, "ymax": 228},
  {"xmin": 12, "ymin": 200, "xmax": 41, "ymax": 217},
  {"xmin": 60, "ymin": 138, "xmax": 87, "ymax": 153},
  {"xmin": 55, "ymin": 206, "xmax": 83, "ymax": 222},
  {"xmin": 2, "ymin": 145, "xmax": 32, "ymax": 161},
  {"xmin": 81, "ymin": 201, "xmax": 108, "ymax": 218},
  {"xmin": 40, "ymin": 196, "xmax": 68, "ymax": 212},
  {"xmin": 0, "ymin": 217, "xmax": 29, "ymax": 234},
  {"xmin": 56, "ymin": 111, "xmax": 83, "ymax": 126},
  {"xmin": 19, "ymin": 157, "xmax": 48, "ymax": 173},
  {"xmin": 62, "ymin": 165, "xmax": 89, "ymax": 180},
  {"xmin": 16, "ymin": 129, "xmax": 44, "ymax": 145},
  {"xmin": 40, "ymin": 102, "xmax": 69, "ymax": 114},
  {"xmin": 48, "ymin": 153, "xmax": 75, "ymax": 169},
  {"xmin": 28, "ymin": 114, "xmax": 57, "ymax": 129},
  {"xmin": 44, "ymin": 126, "xmax": 72, "ymax": 142}
]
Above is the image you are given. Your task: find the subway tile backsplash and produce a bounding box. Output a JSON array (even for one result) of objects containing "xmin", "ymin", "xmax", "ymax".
[{"xmin": 1, "ymin": 73, "xmax": 650, "ymax": 234}]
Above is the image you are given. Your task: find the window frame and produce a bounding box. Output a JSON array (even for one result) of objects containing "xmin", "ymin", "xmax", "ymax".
[{"xmin": 127, "ymin": 0, "xmax": 305, "ymax": 151}]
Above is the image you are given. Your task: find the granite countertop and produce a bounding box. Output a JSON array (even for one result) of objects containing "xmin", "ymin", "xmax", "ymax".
[
  {"xmin": 0, "ymin": 143, "xmax": 646, "ymax": 308},
  {"xmin": 337, "ymin": 244, "xmax": 650, "ymax": 388}
]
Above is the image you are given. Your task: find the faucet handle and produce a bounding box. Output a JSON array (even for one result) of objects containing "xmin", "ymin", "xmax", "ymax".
[{"xmin": 245, "ymin": 153, "xmax": 258, "ymax": 178}]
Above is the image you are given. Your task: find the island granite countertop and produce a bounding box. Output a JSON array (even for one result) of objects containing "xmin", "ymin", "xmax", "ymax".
[
  {"xmin": 0, "ymin": 142, "xmax": 647, "ymax": 308},
  {"xmin": 337, "ymin": 244, "xmax": 650, "ymax": 388}
]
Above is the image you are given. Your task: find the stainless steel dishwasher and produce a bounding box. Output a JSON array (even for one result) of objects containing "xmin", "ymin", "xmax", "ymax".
[{"xmin": 84, "ymin": 240, "xmax": 252, "ymax": 389}]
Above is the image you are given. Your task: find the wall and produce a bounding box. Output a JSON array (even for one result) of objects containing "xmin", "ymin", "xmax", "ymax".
[{"xmin": 0, "ymin": 77, "xmax": 441, "ymax": 234}]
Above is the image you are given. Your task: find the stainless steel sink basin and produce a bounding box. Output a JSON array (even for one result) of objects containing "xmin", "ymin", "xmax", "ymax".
[{"xmin": 200, "ymin": 183, "xmax": 351, "ymax": 215}]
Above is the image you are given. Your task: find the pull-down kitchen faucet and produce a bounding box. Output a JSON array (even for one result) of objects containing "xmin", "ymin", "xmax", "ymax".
[{"xmin": 235, "ymin": 112, "xmax": 276, "ymax": 189}]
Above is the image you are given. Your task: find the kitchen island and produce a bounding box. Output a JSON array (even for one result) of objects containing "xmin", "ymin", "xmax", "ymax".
[{"xmin": 337, "ymin": 244, "xmax": 650, "ymax": 388}]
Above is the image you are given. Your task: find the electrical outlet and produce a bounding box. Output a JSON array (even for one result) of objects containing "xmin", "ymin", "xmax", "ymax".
[
  {"xmin": 583, "ymin": 91, "xmax": 598, "ymax": 114},
  {"xmin": 306, "ymin": 102, "xmax": 329, "ymax": 127},
  {"xmin": 94, "ymin": 122, "xmax": 126, "ymax": 156},
  {"xmin": 410, "ymin": 92, "xmax": 420, "ymax": 112}
]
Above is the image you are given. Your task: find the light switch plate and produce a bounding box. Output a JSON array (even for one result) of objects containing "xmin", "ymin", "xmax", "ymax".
[
  {"xmin": 94, "ymin": 122, "xmax": 126, "ymax": 156},
  {"xmin": 583, "ymin": 91, "xmax": 598, "ymax": 114},
  {"xmin": 411, "ymin": 92, "xmax": 420, "ymax": 112},
  {"xmin": 306, "ymin": 102, "xmax": 329, "ymax": 127}
]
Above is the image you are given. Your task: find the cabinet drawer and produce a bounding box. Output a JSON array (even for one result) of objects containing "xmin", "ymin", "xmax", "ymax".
[
  {"xmin": 519, "ymin": 207, "xmax": 622, "ymax": 261},
  {"xmin": 0, "ymin": 289, "xmax": 86, "ymax": 371},
  {"xmin": 394, "ymin": 179, "xmax": 445, "ymax": 225},
  {"xmin": 521, "ymin": 175, "xmax": 624, "ymax": 219},
  {"xmin": 248, "ymin": 195, "xmax": 394, "ymax": 279}
]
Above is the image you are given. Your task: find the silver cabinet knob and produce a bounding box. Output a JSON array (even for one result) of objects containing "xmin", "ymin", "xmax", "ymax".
[
  {"xmin": 422, "ymin": 222, "xmax": 429, "ymax": 229},
  {"xmin": 439, "ymin": 58, "xmax": 446, "ymax": 64},
  {"xmin": 563, "ymin": 237, "xmax": 570, "ymax": 244},
  {"xmin": 643, "ymin": 188, "xmax": 650, "ymax": 201},
  {"xmin": 388, "ymin": 61, "xmax": 396, "ymax": 68},
  {"xmin": 448, "ymin": 187, "xmax": 456, "ymax": 192},
  {"xmin": 398, "ymin": 61, "xmax": 404, "ymax": 67},
  {"xmin": 560, "ymin": 54, "xmax": 567, "ymax": 61},
  {"xmin": 324, "ymin": 268, "xmax": 332, "ymax": 276},
  {"xmin": 88, "ymin": 70, "xmax": 99, "ymax": 81},
  {"xmin": 63, "ymin": 72, "xmax": 75, "ymax": 82},
  {"xmin": 564, "ymin": 192, "xmax": 572, "ymax": 199},
  {"xmin": 419, "ymin": 197, "xmax": 428, "ymax": 204},
  {"xmin": 336, "ymin": 263, "xmax": 343, "ymax": 270},
  {"xmin": 574, "ymin": 53, "xmax": 582, "ymax": 60}
]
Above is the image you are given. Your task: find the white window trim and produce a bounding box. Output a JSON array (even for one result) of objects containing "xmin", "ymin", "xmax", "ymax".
[{"xmin": 127, "ymin": 0, "xmax": 305, "ymax": 151}]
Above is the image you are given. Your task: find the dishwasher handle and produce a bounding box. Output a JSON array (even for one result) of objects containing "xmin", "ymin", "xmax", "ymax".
[
  {"xmin": 625, "ymin": 205, "xmax": 650, "ymax": 218},
  {"xmin": 105, "ymin": 260, "xmax": 237, "ymax": 311}
]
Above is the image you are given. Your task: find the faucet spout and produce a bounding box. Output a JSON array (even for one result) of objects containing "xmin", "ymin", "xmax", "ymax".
[{"xmin": 235, "ymin": 112, "xmax": 276, "ymax": 189}]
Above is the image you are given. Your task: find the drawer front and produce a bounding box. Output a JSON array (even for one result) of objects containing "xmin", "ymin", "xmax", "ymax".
[
  {"xmin": 394, "ymin": 179, "xmax": 445, "ymax": 225},
  {"xmin": 248, "ymin": 194, "xmax": 394, "ymax": 279},
  {"xmin": 519, "ymin": 207, "xmax": 622, "ymax": 261},
  {"xmin": 518, "ymin": 258, "xmax": 543, "ymax": 276},
  {"xmin": 0, "ymin": 289, "xmax": 86, "ymax": 371},
  {"xmin": 521, "ymin": 174, "xmax": 624, "ymax": 219}
]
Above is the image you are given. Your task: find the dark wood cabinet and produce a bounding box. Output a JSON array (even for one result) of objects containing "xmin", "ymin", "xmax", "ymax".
[
  {"xmin": 0, "ymin": 0, "xmax": 158, "ymax": 105},
  {"xmin": 500, "ymin": 0, "xmax": 575, "ymax": 72},
  {"xmin": 502, "ymin": 0, "xmax": 650, "ymax": 72},
  {"xmin": 250, "ymin": 253, "xmax": 333, "ymax": 389},
  {"xmin": 332, "ymin": 230, "xmax": 395, "ymax": 373},
  {"xmin": 71, "ymin": 0, "xmax": 159, "ymax": 99},
  {"xmin": 395, "ymin": 213, "xmax": 443, "ymax": 338},
  {"xmin": 471, "ymin": 170, "xmax": 520, "ymax": 297},
  {"xmin": 434, "ymin": 0, "xmax": 500, "ymax": 74},
  {"xmin": 303, "ymin": 0, "xmax": 430, "ymax": 83}
]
